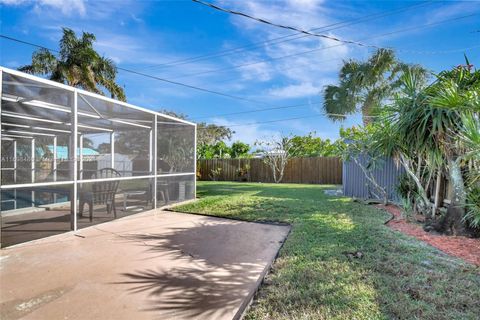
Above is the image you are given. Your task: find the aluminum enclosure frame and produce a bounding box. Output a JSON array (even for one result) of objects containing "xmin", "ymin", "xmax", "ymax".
[{"xmin": 0, "ymin": 66, "xmax": 197, "ymax": 247}]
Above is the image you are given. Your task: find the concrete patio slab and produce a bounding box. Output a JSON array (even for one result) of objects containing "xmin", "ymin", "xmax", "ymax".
[{"xmin": 0, "ymin": 210, "xmax": 290, "ymax": 320}]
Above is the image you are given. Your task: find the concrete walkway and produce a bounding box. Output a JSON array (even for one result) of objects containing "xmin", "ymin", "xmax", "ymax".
[{"xmin": 0, "ymin": 210, "xmax": 290, "ymax": 320}]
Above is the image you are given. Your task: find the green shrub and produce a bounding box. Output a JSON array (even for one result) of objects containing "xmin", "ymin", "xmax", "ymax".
[
  {"xmin": 209, "ymin": 167, "xmax": 222, "ymax": 181},
  {"xmin": 464, "ymin": 185, "xmax": 480, "ymax": 229}
]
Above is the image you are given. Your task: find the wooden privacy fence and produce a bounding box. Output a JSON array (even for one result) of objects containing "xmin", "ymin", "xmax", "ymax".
[{"xmin": 198, "ymin": 157, "xmax": 342, "ymax": 184}]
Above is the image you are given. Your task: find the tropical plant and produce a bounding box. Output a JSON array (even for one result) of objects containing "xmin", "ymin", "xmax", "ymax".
[
  {"xmin": 377, "ymin": 62, "xmax": 480, "ymax": 234},
  {"xmin": 339, "ymin": 125, "xmax": 389, "ymax": 205},
  {"xmin": 323, "ymin": 49, "xmax": 428, "ymax": 124},
  {"xmin": 209, "ymin": 167, "xmax": 222, "ymax": 181},
  {"xmin": 372, "ymin": 68, "xmax": 448, "ymax": 218},
  {"xmin": 158, "ymin": 109, "xmax": 235, "ymax": 160},
  {"xmin": 465, "ymin": 186, "xmax": 480, "ymax": 229},
  {"xmin": 197, "ymin": 123, "xmax": 233, "ymax": 147},
  {"xmin": 230, "ymin": 141, "xmax": 250, "ymax": 158},
  {"xmin": 255, "ymin": 135, "xmax": 299, "ymax": 183},
  {"xmin": 289, "ymin": 132, "xmax": 342, "ymax": 157},
  {"xmin": 458, "ymin": 107, "xmax": 480, "ymax": 230},
  {"xmin": 236, "ymin": 164, "xmax": 250, "ymax": 182},
  {"xmin": 19, "ymin": 28, "xmax": 125, "ymax": 101}
]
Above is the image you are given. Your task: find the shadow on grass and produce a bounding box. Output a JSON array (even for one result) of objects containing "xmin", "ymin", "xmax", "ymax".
[{"xmin": 176, "ymin": 182, "xmax": 480, "ymax": 319}]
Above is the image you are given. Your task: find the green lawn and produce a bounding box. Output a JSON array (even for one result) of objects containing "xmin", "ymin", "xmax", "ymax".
[{"xmin": 173, "ymin": 182, "xmax": 480, "ymax": 320}]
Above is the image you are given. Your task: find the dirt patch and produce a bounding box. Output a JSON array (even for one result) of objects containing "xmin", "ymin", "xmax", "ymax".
[{"xmin": 377, "ymin": 204, "xmax": 480, "ymax": 267}]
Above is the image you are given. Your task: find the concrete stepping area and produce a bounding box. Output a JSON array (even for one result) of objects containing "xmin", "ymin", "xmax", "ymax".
[{"xmin": 1, "ymin": 210, "xmax": 290, "ymax": 320}]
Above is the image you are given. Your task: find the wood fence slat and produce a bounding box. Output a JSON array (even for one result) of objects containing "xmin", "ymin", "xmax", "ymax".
[{"xmin": 198, "ymin": 157, "xmax": 343, "ymax": 184}]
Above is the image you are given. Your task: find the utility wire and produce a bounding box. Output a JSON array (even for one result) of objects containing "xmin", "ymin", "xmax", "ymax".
[
  {"xmin": 197, "ymin": 112, "xmax": 349, "ymax": 129},
  {"xmin": 1, "ymin": 7, "xmax": 477, "ymax": 126},
  {"xmin": 0, "ymin": 34, "xmax": 330, "ymax": 122},
  {"xmin": 192, "ymin": 101, "xmax": 321, "ymax": 120},
  {"xmin": 0, "ymin": 34, "xmax": 269, "ymax": 106},
  {"xmin": 192, "ymin": 0, "xmax": 380, "ymax": 49},
  {"xmin": 170, "ymin": 11, "xmax": 480, "ymax": 80},
  {"xmin": 143, "ymin": 0, "xmax": 434, "ymax": 69},
  {"xmin": 2, "ymin": 10, "xmax": 475, "ymax": 103},
  {"xmin": 203, "ymin": 42, "xmax": 480, "ymax": 87}
]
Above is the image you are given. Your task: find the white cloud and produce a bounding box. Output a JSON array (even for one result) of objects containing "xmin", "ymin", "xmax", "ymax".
[
  {"xmin": 286, "ymin": 0, "xmax": 325, "ymax": 9},
  {"xmin": 267, "ymin": 82, "xmax": 320, "ymax": 98},
  {"xmin": 1, "ymin": 0, "xmax": 147, "ymax": 19},
  {"xmin": 43, "ymin": 0, "xmax": 85, "ymax": 15},
  {"xmin": 211, "ymin": 0, "xmax": 357, "ymax": 99},
  {"xmin": 238, "ymin": 60, "xmax": 272, "ymax": 82},
  {"xmin": 426, "ymin": 1, "xmax": 480, "ymax": 24},
  {"xmin": 1, "ymin": 0, "xmax": 86, "ymax": 16},
  {"xmin": 210, "ymin": 117, "xmax": 281, "ymax": 145},
  {"xmin": 224, "ymin": 0, "xmax": 330, "ymax": 31},
  {"xmin": 33, "ymin": 0, "xmax": 86, "ymax": 16},
  {"xmin": 0, "ymin": 0, "xmax": 28, "ymax": 4}
]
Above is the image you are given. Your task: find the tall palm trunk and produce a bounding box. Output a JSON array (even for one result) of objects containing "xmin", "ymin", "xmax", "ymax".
[{"xmin": 435, "ymin": 157, "xmax": 466, "ymax": 235}]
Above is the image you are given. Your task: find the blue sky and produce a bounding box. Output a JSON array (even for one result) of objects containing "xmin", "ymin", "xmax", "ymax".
[{"xmin": 1, "ymin": 0, "xmax": 479, "ymax": 145}]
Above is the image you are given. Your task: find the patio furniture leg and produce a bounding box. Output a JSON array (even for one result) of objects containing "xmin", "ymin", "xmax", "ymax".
[
  {"xmin": 113, "ymin": 201, "xmax": 117, "ymax": 218},
  {"xmin": 89, "ymin": 200, "xmax": 93, "ymax": 222},
  {"xmin": 158, "ymin": 190, "xmax": 165, "ymax": 205},
  {"xmin": 79, "ymin": 200, "xmax": 84, "ymax": 217},
  {"xmin": 165, "ymin": 189, "xmax": 170, "ymax": 204}
]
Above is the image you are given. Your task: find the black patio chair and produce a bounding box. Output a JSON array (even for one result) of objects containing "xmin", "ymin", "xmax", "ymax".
[{"xmin": 79, "ymin": 168, "xmax": 121, "ymax": 222}]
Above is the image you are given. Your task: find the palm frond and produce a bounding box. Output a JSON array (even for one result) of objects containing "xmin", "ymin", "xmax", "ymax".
[{"xmin": 323, "ymin": 85, "xmax": 355, "ymax": 121}]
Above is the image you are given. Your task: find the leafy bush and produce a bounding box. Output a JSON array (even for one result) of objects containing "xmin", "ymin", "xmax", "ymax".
[
  {"xmin": 396, "ymin": 174, "xmax": 417, "ymax": 213},
  {"xmin": 396, "ymin": 174, "xmax": 416, "ymax": 201},
  {"xmin": 464, "ymin": 185, "xmax": 480, "ymax": 229},
  {"xmin": 209, "ymin": 167, "xmax": 222, "ymax": 181},
  {"xmin": 236, "ymin": 164, "xmax": 250, "ymax": 182}
]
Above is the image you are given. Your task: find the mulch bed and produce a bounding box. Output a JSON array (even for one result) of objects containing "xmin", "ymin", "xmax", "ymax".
[{"xmin": 376, "ymin": 204, "xmax": 480, "ymax": 267}]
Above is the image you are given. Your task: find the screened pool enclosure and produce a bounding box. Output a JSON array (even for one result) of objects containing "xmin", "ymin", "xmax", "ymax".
[{"xmin": 0, "ymin": 67, "xmax": 196, "ymax": 247}]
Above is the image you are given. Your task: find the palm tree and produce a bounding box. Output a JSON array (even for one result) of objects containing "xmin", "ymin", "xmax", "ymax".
[
  {"xmin": 379, "ymin": 63, "xmax": 480, "ymax": 234},
  {"xmin": 19, "ymin": 28, "xmax": 126, "ymax": 101},
  {"xmin": 323, "ymin": 49, "xmax": 428, "ymax": 124},
  {"xmin": 459, "ymin": 113, "xmax": 480, "ymax": 229}
]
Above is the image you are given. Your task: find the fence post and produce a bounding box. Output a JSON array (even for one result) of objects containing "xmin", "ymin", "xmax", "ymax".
[{"xmin": 197, "ymin": 157, "xmax": 343, "ymax": 184}]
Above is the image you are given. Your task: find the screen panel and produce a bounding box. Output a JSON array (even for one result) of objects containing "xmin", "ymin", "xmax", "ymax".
[
  {"xmin": 76, "ymin": 177, "xmax": 154, "ymax": 229},
  {"xmin": 157, "ymin": 118, "xmax": 195, "ymax": 175},
  {"xmin": 156, "ymin": 174, "xmax": 195, "ymax": 208},
  {"xmin": 1, "ymin": 184, "xmax": 72, "ymax": 247},
  {"xmin": 77, "ymin": 93, "xmax": 155, "ymax": 180},
  {"xmin": 1, "ymin": 72, "xmax": 75, "ymax": 185}
]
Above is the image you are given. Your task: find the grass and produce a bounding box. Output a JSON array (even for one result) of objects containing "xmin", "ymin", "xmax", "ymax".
[{"xmin": 173, "ymin": 181, "xmax": 480, "ymax": 320}]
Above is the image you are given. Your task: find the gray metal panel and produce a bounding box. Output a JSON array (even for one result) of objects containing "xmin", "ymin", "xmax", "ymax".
[{"xmin": 343, "ymin": 156, "xmax": 404, "ymax": 201}]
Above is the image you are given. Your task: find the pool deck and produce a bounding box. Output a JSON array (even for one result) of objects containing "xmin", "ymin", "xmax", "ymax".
[{"xmin": 0, "ymin": 210, "xmax": 290, "ymax": 320}]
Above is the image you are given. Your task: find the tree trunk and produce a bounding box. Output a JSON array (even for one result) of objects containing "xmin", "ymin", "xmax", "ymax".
[
  {"xmin": 432, "ymin": 169, "xmax": 443, "ymax": 218},
  {"xmin": 353, "ymin": 157, "xmax": 388, "ymax": 204},
  {"xmin": 434, "ymin": 158, "xmax": 466, "ymax": 235},
  {"xmin": 398, "ymin": 153, "xmax": 431, "ymax": 214}
]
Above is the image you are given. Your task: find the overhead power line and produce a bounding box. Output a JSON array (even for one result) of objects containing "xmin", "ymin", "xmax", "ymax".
[
  {"xmin": 0, "ymin": 34, "xmax": 338, "ymax": 126},
  {"xmin": 0, "ymin": 34, "xmax": 328, "ymax": 122},
  {"xmin": 192, "ymin": 101, "xmax": 321, "ymax": 120},
  {"xmin": 203, "ymin": 42, "xmax": 480, "ymax": 87},
  {"xmin": 197, "ymin": 112, "xmax": 349, "ymax": 129},
  {"xmin": 170, "ymin": 11, "xmax": 480, "ymax": 80},
  {"xmin": 2, "ymin": 9, "xmax": 475, "ymax": 102},
  {"xmin": 1, "ymin": 5, "xmax": 477, "ymax": 127},
  {"xmin": 192, "ymin": 0, "xmax": 381, "ymax": 49},
  {"xmin": 144, "ymin": 0, "xmax": 434, "ymax": 69},
  {"xmin": 0, "ymin": 34, "xmax": 270, "ymax": 106}
]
